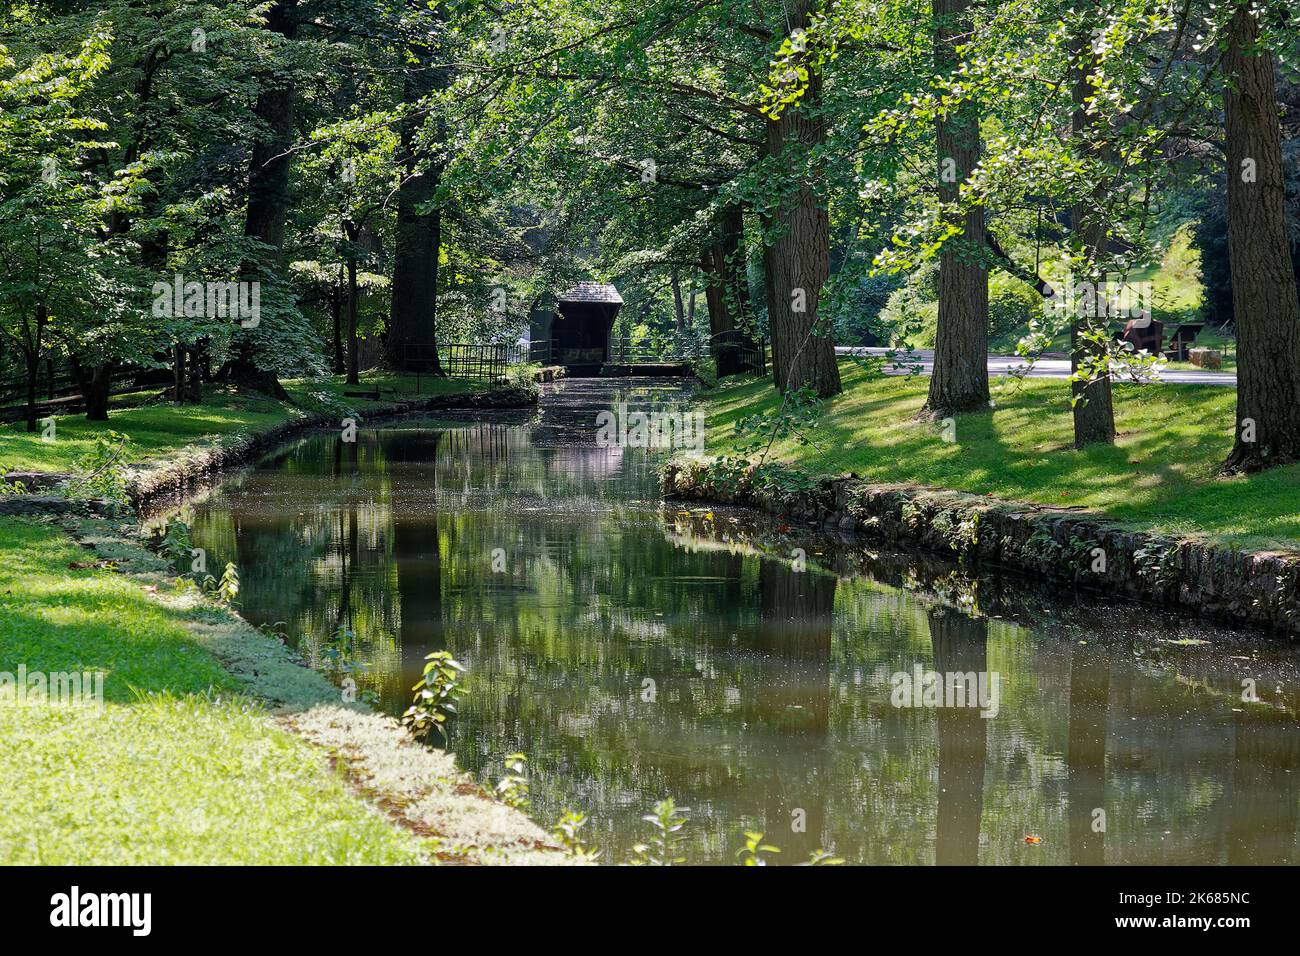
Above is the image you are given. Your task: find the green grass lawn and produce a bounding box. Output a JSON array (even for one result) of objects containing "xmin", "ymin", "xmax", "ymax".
[
  {"xmin": 0, "ymin": 518, "xmax": 435, "ymax": 863},
  {"xmin": 704, "ymin": 360, "xmax": 1300, "ymax": 552},
  {"xmin": 1, "ymin": 372, "xmax": 484, "ymax": 474}
]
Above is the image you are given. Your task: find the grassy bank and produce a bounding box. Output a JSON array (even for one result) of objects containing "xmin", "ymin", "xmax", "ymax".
[
  {"xmin": 703, "ymin": 360, "xmax": 1300, "ymax": 552},
  {"xmin": 0, "ymin": 371, "xmax": 568, "ymax": 865},
  {"xmin": 0, "ymin": 518, "xmax": 437, "ymax": 864},
  {"xmin": 0, "ymin": 373, "xmax": 482, "ymax": 474}
]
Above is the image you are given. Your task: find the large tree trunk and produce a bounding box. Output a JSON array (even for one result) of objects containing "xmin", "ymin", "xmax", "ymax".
[
  {"xmin": 1221, "ymin": 4, "xmax": 1300, "ymax": 473},
  {"xmin": 344, "ymin": 222, "xmax": 360, "ymax": 386},
  {"xmin": 701, "ymin": 203, "xmax": 760, "ymax": 377},
  {"xmin": 23, "ymin": 305, "xmax": 45, "ymax": 432},
  {"xmin": 1069, "ymin": 20, "xmax": 1116, "ymax": 448},
  {"xmin": 70, "ymin": 357, "xmax": 113, "ymax": 422},
  {"xmin": 227, "ymin": 0, "xmax": 299, "ymax": 400},
  {"xmin": 925, "ymin": 0, "xmax": 989, "ymax": 417},
  {"xmin": 670, "ymin": 270, "xmax": 686, "ymax": 332},
  {"xmin": 24, "ymin": 350, "xmax": 39, "ymax": 434},
  {"xmin": 762, "ymin": 1, "xmax": 841, "ymax": 398},
  {"xmin": 172, "ymin": 342, "xmax": 187, "ymax": 407},
  {"xmin": 331, "ymin": 267, "xmax": 345, "ymax": 375},
  {"xmin": 386, "ymin": 11, "xmax": 448, "ymax": 375}
]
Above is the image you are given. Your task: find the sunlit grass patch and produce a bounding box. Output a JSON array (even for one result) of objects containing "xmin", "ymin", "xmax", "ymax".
[
  {"xmin": 0, "ymin": 518, "xmax": 433, "ymax": 864},
  {"xmin": 704, "ymin": 360, "xmax": 1300, "ymax": 551}
]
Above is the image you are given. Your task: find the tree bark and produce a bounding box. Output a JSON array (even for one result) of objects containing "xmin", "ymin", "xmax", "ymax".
[
  {"xmin": 1221, "ymin": 3, "xmax": 1300, "ymax": 473},
  {"xmin": 762, "ymin": 1, "xmax": 841, "ymax": 398},
  {"xmin": 925, "ymin": 0, "xmax": 990, "ymax": 417},
  {"xmin": 331, "ymin": 268, "xmax": 345, "ymax": 375},
  {"xmin": 70, "ymin": 357, "xmax": 113, "ymax": 422},
  {"xmin": 24, "ymin": 352, "xmax": 39, "ymax": 433},
  {"xmin": 172, "ymin": 342, "xmax": 187, "ymax": 407},
  {"xmin": 227, "ymin": 0, "xmax": 299, "ymax": 399},
  {"xmin": 1069, "ymin": 20, "xmax": 1116, "ymax": 448},
  {"xmin": 21, "ymin": 305, "xmax": 50, "ymax": 432},
  {"xmin": 344, "ymin": 221, "xmax": 360, "ymax": 386},
  {"xmin": 701, "ymin": 204, "xmax": 759, "ymax": 376},
  {"xmin": 386, "ymin": 9, "xmax": 449, "ymax": 375},
  {"xmin": 670, "ymin": 270, "xmax": 686, "ymax": 332}
]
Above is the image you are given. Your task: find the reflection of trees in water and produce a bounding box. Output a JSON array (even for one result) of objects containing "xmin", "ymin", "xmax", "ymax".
[
  {"xmin": 1067, "ymin": 640, "xmax": 1108, "ymax": 866},
  {"xmin": 1227, "ymin": 708, "xmax": 1300, "ymax": 864},
  {"xmin": 187, "ymin": 417, "xmax": 1300, "ymax": 865},
  {"xmin": 750, "ymin": 558, "xmax": 835, "ymax": 858},
  {"xmin": 928, "ymin": 606, "xmax": 989, "ymax": 866}
]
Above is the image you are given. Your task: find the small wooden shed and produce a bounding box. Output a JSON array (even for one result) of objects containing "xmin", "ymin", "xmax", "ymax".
[{"xmin": 551, "ymin": 283, "xmax": 623, "ymax": 368}]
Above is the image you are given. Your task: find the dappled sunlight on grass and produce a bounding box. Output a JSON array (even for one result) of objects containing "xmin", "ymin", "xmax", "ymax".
[
  {"xmin": 1, "ymin": 372, "xmax": 489, "ymax": 473},
  {"xmin": 0, "ymin": 518, "xmax": 433, "ymax": 864},
  {"xmin": 706, "ymin": 360, "xmax": 1300, "ymax": 550}
]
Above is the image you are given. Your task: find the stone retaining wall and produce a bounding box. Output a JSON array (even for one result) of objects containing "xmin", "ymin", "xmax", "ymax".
[
  {"xmin": 129, "ymin": 385, "xmax": 537, "ymax": 509},
  {"xmin": 662, "ymin": 460, "xmax": 1300, "ymax": 635}
]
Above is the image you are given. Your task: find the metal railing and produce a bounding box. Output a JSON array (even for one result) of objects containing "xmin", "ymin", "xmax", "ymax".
[
  {"xmin": 526, "ymin": 332, "xmax": 767, "ymax": 376},
  {"xmin": 397, "ymin": 343, "xmax": 525, "ymax": 387}
]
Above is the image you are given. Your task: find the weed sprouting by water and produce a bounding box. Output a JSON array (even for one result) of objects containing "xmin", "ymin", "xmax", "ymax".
[
  {"xmin": 629, "ymin": 798, "xmax": 688, "ymax": 866},
  {"xmin": 552, "ymin": 810, "xmax": 601, "ymax": 861},
  {"xmin": 401, "ymin": 651, "xmax": 465, "ymax": 744},
  {"xmin": 495, "ymin": 752, "xmax": 530, "ymax": 809}
]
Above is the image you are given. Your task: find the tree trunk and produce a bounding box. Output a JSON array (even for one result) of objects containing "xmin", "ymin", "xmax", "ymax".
[
  {"xmin": 1069, "ymin": 20, "xmax": 1116, "ymax": 448},
  {"xmin": 1221, "ymin": 3, "xmax": 1300, "ymax": 473},
  {"xmin": 331, "ymin": 271, "xmax": 345, "ymax": 375},
  {"xmin": 671, "ymin": 270, "xmax": 686, "ymax": 332},
  {"xmin": 24, "ymin": 350, "xmax": 39, "ymax": 433},
  {"xmin": 701, "ymin": 204, "xmax": 759, "ymax": 377},
  {"xmin": 23, "ymin": 305, "xmax": 47, "ymax": 433},
  {"xmin": 172, "ymin": 342, "xmax": 187, "ymax": 407},
  {"xmin": 761, "ymin": 0, "xmax": 841, "ymax": 398},
  {"xmin": 925, "ymin": 0, "xmax": 989, "ymax": 417},
  {"xmin": 386, "ymin": 11, "xmax": 448, "ymax": 375},
  {"xmin": 70, "ymin": 357, "xmax": 114, "ymax": 422},
  {"xmin": 344, "ymin": 222, "xmax": 360, "ymax": 386},
  {"xmin": 228, "ymin": 0, "xmax": 299, "ymax": 399}
]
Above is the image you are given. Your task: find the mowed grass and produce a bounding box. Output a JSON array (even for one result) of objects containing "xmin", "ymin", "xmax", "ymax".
[
  {"xmin": 704, "ymin": 360, "xmax": 1300, "ymax": 552},
  {"xmin": 0, "ymin": 519, "xmax": 432, "ymax": 864},
  {"xmin": 0, "ymin": 373, "xmax": 483, "ymax": 473}
]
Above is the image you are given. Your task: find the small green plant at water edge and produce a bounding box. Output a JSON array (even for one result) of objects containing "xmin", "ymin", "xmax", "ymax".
[
  {"xmin": 68, "ymin": 430, "xmax": 130, "ymax": 508},
  {"xmin": 401, "ymin": 651, "xmax": 464, "ymax": 743},
  {"xmin": 210, "ymin": 562, "xmax": 240, "ymax": 604},
  {"xmin": 495, "ymin": 752, "xmax": 529, "ymax": 809},
  {"xmin": 737, "ymin": 831, "xmax": 780, "ymax": 866},
  {"xmin": 159, "ymin": 519, "xmax": 193, "ymax": 573},
  {"xmin": 803, "ymin": 849, "xmax": 846, "ymax": 866},
  {"xmin": 0, "ymin": 467, "xmax": 29, "ymax": 496},
  {"xmin": 629, "ymin": 798, "xmax": 688, "ymax": 866},
  {"xmin": 552, "ymin": 810, "xmax": 601, "ymax": 861},
  {"xmin": 1134, "ymin": 542, "xmax": 1181, "ymax": 590}
]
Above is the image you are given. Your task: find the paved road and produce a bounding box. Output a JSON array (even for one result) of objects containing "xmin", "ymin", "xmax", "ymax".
[{"xmin": 835, "ymin": 347, "xmax": 1237, "ymax": 386}]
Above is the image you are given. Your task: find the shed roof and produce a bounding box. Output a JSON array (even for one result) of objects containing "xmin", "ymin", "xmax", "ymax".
[{"xmin": 558, "ymin": 282, "xmax": 623, "ymax": 306}]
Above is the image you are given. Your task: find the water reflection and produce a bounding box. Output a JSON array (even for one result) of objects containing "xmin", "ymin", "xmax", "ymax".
[{"xmin": 186, "ymin": 380, "xmax": 1300, "ymax": 865}]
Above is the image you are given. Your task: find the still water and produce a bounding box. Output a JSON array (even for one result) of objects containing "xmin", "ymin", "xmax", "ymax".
[{"xmin": 187, "ymin": 379, "xmax": 1300, "ymax": 865}]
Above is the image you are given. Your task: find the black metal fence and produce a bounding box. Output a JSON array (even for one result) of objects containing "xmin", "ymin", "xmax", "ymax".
[
  {"xmin": 399, "ymin": 343, "xmax": 524, "ymax": 385},
  {"xmin": 526, "ymin": 332, "xmax": 767, "ymax": 376}
]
